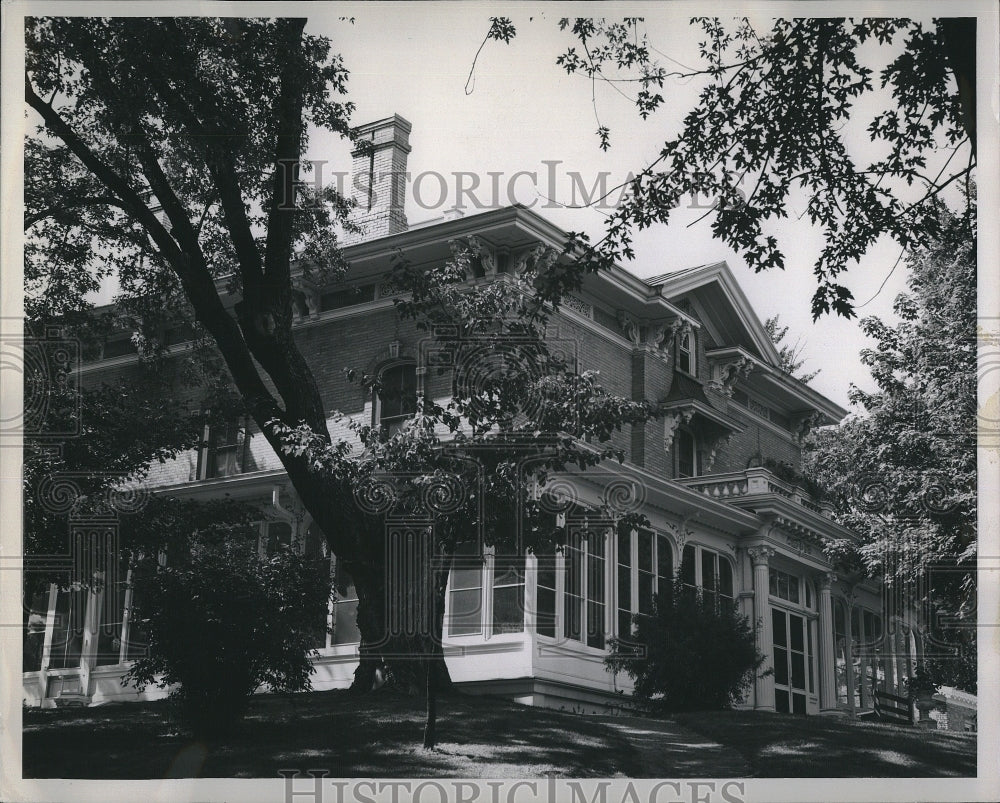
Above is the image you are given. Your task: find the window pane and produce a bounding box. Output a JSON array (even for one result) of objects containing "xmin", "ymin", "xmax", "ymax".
[
  {"xmin": 792, "ymin": 693, "xmax": 807, "ymax": 715},
  {"xmin": 676, "ymin": 430, "xmax": 695, "ymax": 477},
  {"xmin": 702, "ymin": 552, "xmax": 717, "ymax": 593},
  {"xmin": 769, "ymin": 568, "xmax": 778, "ymax": 596},
  {"xmin": 586, "ymin": 600, "xmax": 605, "ymax": 648},
  {"xmin": 681, "ymin": 545, "xmax": 696, "ymax": 586},
  {"xmin": 617, "ymin": 525, "xmax": 631, "ymax": 568},
  {"xmin": 564, "ymin": 593, "xmax": 582, "ymax": 641},
  {"xmin": 449, "ymin": 544, "xmax": 483, "ymax": 636},
  {"xmin": 656, "ymin": 534, "xmax": 673, "ymax": 600},
  {"xmin": 49, "ymin": 587, "xmax": 86, "ymax": 670},
  {"xmin": 333, "ymin": 599, "xmax": 361, "ymax": 644},
  {"xmin": 788, "ymin": 576, "xmax": 800, "ymax": 604},
  {"xmin": 588, "ymin": 535, "xmax": 606, "ymax": 604},
  {"xmin": 266, "ymin": 522, "xmax": 292, "ymax": 555},
  {"xmin": 719, "ymin": 559, "xmax": 734, "ymax": 598},
  {"xmin": 537, "ymin": 587, "xmax": 556, "ymax": 638},
  {"xmin": 618, "ymin": 610, "xmax": 633, "ymax": 640},
  {"xmin": 537, "ymin": 555, "xmax": 556, "ymax": 592},
  {"xmin": 379, "ymin": 364, "xmax": 417, "ymax": 425},
  {"xmin": 96, "ymin": 580, "xmax": 128, "ymax": 666},
  {"xmin": 807, "ymin": 623, "xmax": 815, "ymax": 693},
  {"xmin": 789, "ymin": 614, "xmax": 804, "ymax": 652},
  {"xmin": 638, "ymin": 572, "xmax": 654, "ymax": 616},
  {"xmin": 791, "ymin": 651, "xmax": 806, "ymax": 690},
  {"xmin": 774, "ymin": 647, "xmax": 789, "ymax": 685},
  {"xmin": 124, "ymin": 582, "xmax": 150, "ymax": 662},
  {"xmin": 23, "ymin": 590, "xmax": 48, "ymax": 673},
  {"xmin": 618, "ymin": 564, "xmax": 631, "ymax": 615},
  {"xmin": 772, "ymin": 608, "xmax": 787, "ymax": 647},
  {"xmin": 775, "ymin": 688, "xmax": 789, "ymax": 714},
  {"xmin": 638, "ymin": 530, "xmax": 652, "ymax": 573},
  {"xmin": 536, "ymin": 552, "xmax": 556, "ymax": 638},
  {"xmin": 493, "ymin": 585, "xmax": 524, "ymax": 634}
]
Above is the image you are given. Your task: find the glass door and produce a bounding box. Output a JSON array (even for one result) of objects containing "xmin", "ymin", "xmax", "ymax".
[{"xmin": 772, "ymin": 608, "xmax": 808, "ymax": 714}]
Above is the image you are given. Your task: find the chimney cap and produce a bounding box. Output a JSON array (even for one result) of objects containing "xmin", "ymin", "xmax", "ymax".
[
  {"xmin": 351, "ymin": 114, "xmax": 412, "ymax": 137},
  {"xmin": 350, "ymin": 114, "xmax": 412, "ymax": 156}
]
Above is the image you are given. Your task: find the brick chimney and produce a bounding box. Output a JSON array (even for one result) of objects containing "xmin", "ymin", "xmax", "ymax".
[{"xmin": 344, "ymin": 114, "xmax": 411, "ymax": 244}]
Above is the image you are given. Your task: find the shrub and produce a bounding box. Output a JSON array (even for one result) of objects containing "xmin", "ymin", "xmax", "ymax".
[
  {"xmin": 606, "ymin": 566, "xmax": 767, "ymax": 714},
  {"xmin": 124, "ymin": 532, "xmax": 330, "ymax": 739}
]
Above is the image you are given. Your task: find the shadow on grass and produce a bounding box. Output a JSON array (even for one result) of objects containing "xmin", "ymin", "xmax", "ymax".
[
  {"xmin": 23, "ymin": 689, "xmax": 642, "ymax": 779},
  {"xmin": 674, "ymin": 711, "xmax": 976, "ymax": 778}
]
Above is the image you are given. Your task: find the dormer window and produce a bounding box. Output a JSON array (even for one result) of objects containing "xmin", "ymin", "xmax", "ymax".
[
  {"xmin": 677, "ymin": 331, "xmax": 695, "ymax": 376},
  {"xmin": 674, "ymin": 427, "xmax": 699, "ymax": 478},
  {"xmin": 197, "ymin": 417, "xmax": 250, "ymax": 479},
  {"xmin": 374, "ymin": 362, "xmax": 418, "ymax": 435}
]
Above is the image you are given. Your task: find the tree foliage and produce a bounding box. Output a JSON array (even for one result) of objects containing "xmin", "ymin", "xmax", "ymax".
[
  {"xmin": 542, "ymin": 16, "xmax": 976, "ymax": 318},
  {"xmin": 606, "ymin": 560, "xmax": 766, "ymax": 714},
  {"xmin": 24, "ymin": 19, "xmax": 662, "ymax": 747},
  {"xmin": 802, "ymin": 198, "xmax": 976, "ymax": 690},
  {"xmin": 764, "ymin": 315, "xmax": 819, "ymax": 383},
  {"xmin": 123, "ymin": 499, "xmax": 331, "ymax": 738}
]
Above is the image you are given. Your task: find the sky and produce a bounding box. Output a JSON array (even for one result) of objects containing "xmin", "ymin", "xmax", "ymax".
[{"xmin": 296, "ymin": 5, "xmax": 978, "ymax": 413}]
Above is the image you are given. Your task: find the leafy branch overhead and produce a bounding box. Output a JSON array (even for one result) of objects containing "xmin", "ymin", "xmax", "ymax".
[{"xmin": 509, "ymin": 16, "xmax": 975, "ymax": 319}]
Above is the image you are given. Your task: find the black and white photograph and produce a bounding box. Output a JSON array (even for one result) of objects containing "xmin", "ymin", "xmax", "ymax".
[{"xmin": 1, "ymin": 2, "xmax": 997, "ymax": 801}]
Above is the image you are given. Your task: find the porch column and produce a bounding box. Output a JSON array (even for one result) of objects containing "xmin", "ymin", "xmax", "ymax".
[
  {"xmin": 748, "ymin": 546, "xmax": 775, "ymax": 712},
  {"xmin": 817, "ymin": 572, "xmax": 839, "ymax": 713}
]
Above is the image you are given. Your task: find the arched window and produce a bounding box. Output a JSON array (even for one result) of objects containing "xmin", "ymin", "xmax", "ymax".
[
  {"xmin": 374, "ymin": 362, "xmax": 417, "ymax": 435},
  {"xmin": 677, "ymin": 330, "xmax": 696, "ymax": 376}
]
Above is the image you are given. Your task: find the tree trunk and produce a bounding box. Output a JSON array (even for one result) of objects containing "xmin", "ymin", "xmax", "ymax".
[{"xmin": 423, "ymin": 660, "xmax": 437, "ymax": 749}]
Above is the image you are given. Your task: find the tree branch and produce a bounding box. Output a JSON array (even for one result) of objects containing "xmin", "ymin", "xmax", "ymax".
[{"xmin": 24, "ymin": 196, "xmax": 130, "ymax": 230}]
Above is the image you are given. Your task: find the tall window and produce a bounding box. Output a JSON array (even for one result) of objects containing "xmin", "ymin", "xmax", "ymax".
[
  {"xmin": 448, "ymin": 543, "xmax": 483, "ymax": 636},
  {"xmin": 834, "ymin": 599, "xmax": 849, "ymax": 705},
  {"xmin": 331, "ymin": 558, "xmax": 361, "ymax": 645},
  {"xmin": 773, "ymin": 608, "xmax": 809, "ymax": 714},
  {"xmin": 674, "ymin": 428, "xmax": 699, "ymax": 478},
  {"xmin": 564, "ymin": 529, "xmax": 608, "ymax": 648},
  {"xmin": 492, "ymin": 555, "xmax": 525, "ymax": 634},
  {"xmin": 535, "ymin": 548, "xmax": 557, "ymax": 638},
  {"xmin": 48, "ymin": 585, "xmax": 86, "ymax": 670},
  {"xmin": 618, "ymin": 528, "xmax": 674, "ymax": 638},
  {"xmin": 376, "ymin": 362, "xmax": 418, "ymax": 435},
  {"xmin": 677, "ymin": 330, "xmax": 696, "ymax": 375},
  {"xmin": 851, "ymin": 607, "xmax": 884, "ymax": 709},
  {"xmin": 616, "ymin": 524, "xmax": 633, "ymax": 638},
  {"xmin": 95, "ymin": 572, "xmax": 128, "ymax": 667},
  {"xmin": 198, "ymin": 417, "xmax": 250, "ymax": 479},
  {"xmin": 680, "ymin": 544, "xmax": 733, "ymax": 607}
]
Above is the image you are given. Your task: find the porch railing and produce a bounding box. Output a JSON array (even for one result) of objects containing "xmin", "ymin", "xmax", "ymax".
[{"xmin": 873, "ymin": 688, "xmax": 914, "ymax": 726}]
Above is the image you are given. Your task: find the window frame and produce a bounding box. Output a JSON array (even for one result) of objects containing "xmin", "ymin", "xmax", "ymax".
[
  {"xmin": 673, "ymin": 426, "xmax": 700, "ymax": 479},
  {"xmin": 677, "ymin": 330, "xmax": 696, "ymax": 376},
  {"xmin": 197, "ymin": 416, "xmax": 250, "ymax": 480},
  {"xmin": 616, "ymin": 527, "xmax": 675, "ymax": 640},
  {"xmin": 373, "ymin": 360, "xmax": 419, "ymax": 435}
]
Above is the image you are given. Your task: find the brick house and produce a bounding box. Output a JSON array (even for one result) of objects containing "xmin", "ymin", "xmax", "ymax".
[{"xmin": 23, "ymin": 115, "xmax": 925, "ymax": 717}]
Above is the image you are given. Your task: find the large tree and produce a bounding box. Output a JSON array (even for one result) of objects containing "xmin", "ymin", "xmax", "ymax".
[
  {"xmin": 24, "ymin": 18, "xmax": 658, "ymax": 748},
  {"xmin": 802, "ymin": 198, "xmax": 977, "ymax": 691},
  {"xmin": 478, "ymin": 16, "xmax": 977, "ymax": 318}
]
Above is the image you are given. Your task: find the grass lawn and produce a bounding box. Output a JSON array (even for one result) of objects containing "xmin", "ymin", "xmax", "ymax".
[
  {"xmin": 675, "ymin": 710, "xmax": 976, "ymax": 777},
  {"xmin": 22, "ymin": 690, "xmax": 977, "ymax": 779},
  {"xmin": 22, "ymin": 689, "xmax": 644, "ymax": 779}
]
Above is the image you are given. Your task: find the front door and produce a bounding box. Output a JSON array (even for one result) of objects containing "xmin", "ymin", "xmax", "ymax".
[{"xmin": 772, "ymin": 608, "xmax": 808, "ymax": 714}]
